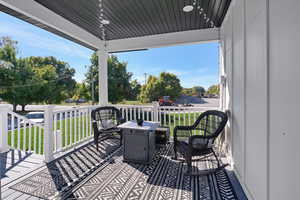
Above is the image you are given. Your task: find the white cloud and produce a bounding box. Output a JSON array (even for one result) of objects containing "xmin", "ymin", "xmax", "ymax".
[{"xmin": 0, "ymin": 21, "xmax": 91, "ymax": 59}]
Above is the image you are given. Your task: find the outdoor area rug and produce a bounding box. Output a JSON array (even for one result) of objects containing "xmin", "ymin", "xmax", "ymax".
[
  {"xmin": 9, "ymin": 139, "xmax": 121, "ymax": 199},
  {"xmin": 61, "ymin": 144, "xmax": 237, "ymax": 200}
]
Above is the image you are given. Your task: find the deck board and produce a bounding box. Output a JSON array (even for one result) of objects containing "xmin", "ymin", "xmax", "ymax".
[{"xmin": 1, "ymin": 149, "xmax": 45, "ymax": 200}]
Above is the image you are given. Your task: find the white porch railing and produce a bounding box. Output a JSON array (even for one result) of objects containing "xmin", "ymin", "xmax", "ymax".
[
  {"xmin": 0, "ymin": 105, "xmax": 44, "ymax": 154},
  {"xmin": 0, "ymin": 104, "xmax": 218, "ymax": 162}
]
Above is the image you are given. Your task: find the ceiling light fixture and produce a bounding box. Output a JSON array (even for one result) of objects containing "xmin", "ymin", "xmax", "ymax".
[
  {"xmin": 101, "ymin": 19, "xmax": 110, "ymax": 25},
  {"xmin": 183, "ymin": 5, "xmax": 194, "ymax": 12},
  {"xmin": 183, "ymin": 0, "xmax": 216, "ymax": 28}
]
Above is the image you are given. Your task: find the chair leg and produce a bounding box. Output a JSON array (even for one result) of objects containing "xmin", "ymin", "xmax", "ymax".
[
  {"xmin": 94, "ymin": 133, "xmax": 99, "ymax": 151},
  {"xmin": 186, "ymin": 156, "xmax": 192, "ymax": 174},
  {"xmin": 119, "ymin": 132, "xmax": 123, "ymax": 146},
  {"xmin": 172, "ymin": 143, "xmax": 178, "ymax": 160},
  {"xmin": 212, "ymin": 149, "xmax": 220, "ymax": 167}
]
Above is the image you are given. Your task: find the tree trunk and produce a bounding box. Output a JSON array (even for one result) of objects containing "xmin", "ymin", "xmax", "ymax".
[
  {"xmin": 21, "ymin": 104, "xmax": 26, "ymax": 112},
  {"xmin": 13, "ymin": 104, "xmax": 17, "ymax": 112}
]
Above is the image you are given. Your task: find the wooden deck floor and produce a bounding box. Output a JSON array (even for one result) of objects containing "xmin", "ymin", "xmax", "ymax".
[{"xmin": 0, "ymin": 150, "xmax": 45, "ymax": 200}]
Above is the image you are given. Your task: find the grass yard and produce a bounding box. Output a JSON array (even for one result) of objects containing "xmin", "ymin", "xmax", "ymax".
[{"xmin": 7, "ymin": 115, "xmax": 91, "ymax": 154}]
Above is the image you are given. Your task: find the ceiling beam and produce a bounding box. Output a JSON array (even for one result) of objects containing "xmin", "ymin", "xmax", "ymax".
[
  {"xmin": 107, "ymin": 28, "xmax": 220, "ymax": 53},
  {"xmin": 0, "ymin": 0, "xmax": 103, "ymax": 50}
]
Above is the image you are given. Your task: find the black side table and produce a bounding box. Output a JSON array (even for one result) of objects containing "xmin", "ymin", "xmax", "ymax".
[{"xmin": 155, "ymin": 126, "xmax": 170, "ymax": 145}]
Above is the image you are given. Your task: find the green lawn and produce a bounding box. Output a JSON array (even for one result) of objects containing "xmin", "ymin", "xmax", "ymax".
[{"xmin": 7, "ymin": 115, "xmax": 91, "ymax": 154}]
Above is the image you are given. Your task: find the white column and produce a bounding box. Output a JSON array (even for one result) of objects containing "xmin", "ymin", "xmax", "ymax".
[
  {"xmin": 152, "ymin": 101, "xmax": 159, "ymax": 122},
  {"xmin": 97, "ymin": 49, "xmax": 109, "ymax": 106},
  {"xmin": 0, "ymin": 105, "xmax": 9, "ymax": 153},
  {"xmin": 44, "ymin": 105, "xmax": 54, "ymax": 163}
]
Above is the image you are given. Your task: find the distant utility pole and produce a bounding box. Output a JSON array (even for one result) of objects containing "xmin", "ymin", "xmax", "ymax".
[{"xmin": 144, "ymin": 73, "xmax": 148, "ymax": 85}]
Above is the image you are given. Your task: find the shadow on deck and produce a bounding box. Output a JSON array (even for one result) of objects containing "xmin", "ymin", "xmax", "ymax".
[{"xmin": 1, "ymin": 140, "xmax": 247, "ymax": 200}]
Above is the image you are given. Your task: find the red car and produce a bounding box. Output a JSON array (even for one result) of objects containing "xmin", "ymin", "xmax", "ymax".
[{"xmin": 159, "ymin": 96, "xmax": 175, "ymax": 106}]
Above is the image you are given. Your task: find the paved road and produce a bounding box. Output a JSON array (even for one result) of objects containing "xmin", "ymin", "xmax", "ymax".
[
  {"xmin": 1, "ymin": 98, "xmax": 219, "ymax": 112},
  {"xmin": 0, "ymin": 104, "xmax": 73, "ymax": 111}
]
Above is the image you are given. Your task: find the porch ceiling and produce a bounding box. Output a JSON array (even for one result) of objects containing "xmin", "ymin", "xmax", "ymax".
[{"xmin": 33, "ymin": 0, "xmax": 231, "ymax": 41}]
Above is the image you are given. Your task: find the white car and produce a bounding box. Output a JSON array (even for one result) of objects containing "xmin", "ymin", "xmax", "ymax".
[{"xmin": 21, "ymin": 112, "xmax": 45, "ymax": 126}]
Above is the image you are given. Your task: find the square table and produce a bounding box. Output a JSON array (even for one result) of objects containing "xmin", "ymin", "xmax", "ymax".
[{"xmin": 118, "ymin": 121, "xmax": 159, "ymax": 164}]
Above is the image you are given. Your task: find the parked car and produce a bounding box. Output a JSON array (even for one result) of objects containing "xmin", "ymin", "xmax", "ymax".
[
  {"xmin": 76, "ymin": 98, "xmax": 87, "ymax": 104},
  {"xmin": 159, "ymin": 96, "xmax": 175, "ymax": 106},
  {"xmin": 65, "ymin": 98, "xmax": 75, "ymax": 103},
  {"xmin": 21, "ymin": 112, "xmax": 44, "ymax": 126}
]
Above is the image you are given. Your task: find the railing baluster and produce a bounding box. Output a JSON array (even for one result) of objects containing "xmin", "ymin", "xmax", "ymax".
[
  {"xmin": 11, "ymin": 114, "xmax": 15, "ymax": 148},
  {"xmin": 28, "ymin": 122, "xmax": 32, "ymax": 152},
  {"xmin": 89, "ymin": 109, "xmax": 92, "ymax": 137},
  {"xmin": 64, "ymin": 111, "xmax": 67, "ymax": 147},
  {"xmin": 54, "ymin": 113, "xmax": 57, "ymax": 151},
  {"xmin": 33, "ymin": 125, "xmax": 37, "ymax": 153},
  {"xmin": 74, "ymin": 110, "xmax": 77, "ymax": 142},
  {"xmin": 37, "ymin": 126, "xmax": 41, "ymax": 154},
  {"xmin": 18, "ymin": 118, "xmax": 21, "ymax": 150},
  {"xmin": 138, "ymin": 107, "xmax": 141, "ymax": 119},
  {"xmin": 79, "ymin": 110, "xmax": 82, "ymax": 140}
]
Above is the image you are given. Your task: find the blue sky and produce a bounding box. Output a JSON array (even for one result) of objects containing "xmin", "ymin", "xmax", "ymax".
[{"xmin": 0, "ymin": 12, "xmax": 219, "ymax": 89}]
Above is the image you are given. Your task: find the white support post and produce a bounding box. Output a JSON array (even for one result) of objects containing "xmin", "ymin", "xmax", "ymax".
[
  {"xmin": 44, "ymin": 105, "xmax": 54, "ymax": 163},
  {"xmin": 0, "ymin": 105, "xmax": 10, "ymax": 153},
  {"xmin": 97, "ymin": 49, "xmax": 109, "ymax": 106},
  {"xmin": 152, "ymin": 101, "xmax": 159, "ymax": 122}
]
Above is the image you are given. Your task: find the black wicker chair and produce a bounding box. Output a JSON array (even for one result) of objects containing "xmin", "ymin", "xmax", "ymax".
[
  {"xmin": 91, "ymin": 106, "xmax": 125, "ymax": 151},
  {"xmin": 173, "ymin": 110, "xmax": 228, "ymax": 176}
]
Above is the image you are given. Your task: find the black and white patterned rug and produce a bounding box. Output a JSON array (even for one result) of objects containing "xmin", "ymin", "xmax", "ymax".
[
  {"xmin": 10, "ymin": 141, "xmax": 237, "ymax": 200},
  {"xmin": 62, "ymin": 144, "xmax": 237, "ymax": 200},
  {"xmin": 9, "ymin": 139, "xmax": 121, "ymax": 199}
]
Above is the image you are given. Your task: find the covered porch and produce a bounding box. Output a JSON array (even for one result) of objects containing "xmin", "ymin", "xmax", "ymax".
[{"xmin": 1, "ymin": 0, "xmax": 300, "ymax": 199}]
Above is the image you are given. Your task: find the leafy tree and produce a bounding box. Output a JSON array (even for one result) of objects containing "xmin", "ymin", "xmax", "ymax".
[
  {"xmin": 72, "ymin": 82, "xmax": 91, "ymax": 101},
  {"xmin": 0, "ymin": 36, "xmax": 76, "ymax": 111},
  {"xmin": 206, "ymin": 84, "xmax": 220, "ymax": 96},
  {"xmin": 85, "ymin": 53, "xmax": 133, "ymax": 103},
  {"xmin": 138, "ymin": 75, "xmax": 161, "ymax": 103},
  {"xmin": 159, "ymin": 72, "xmax": 182, "ymax": 98},
  {"xmin": 27, "ymin": 56, "xmax": 76, "ymax": 103},
  {"xmin": 139, "ymin": 72, "xmax": 182, "ymax": 103},
  {"xmin": 182, "ymin": 86, "xmax": 206, "ymax": 97},
  {"xmin": 129, "ymin": 79, "xmax": 141, "ymax": 100}
]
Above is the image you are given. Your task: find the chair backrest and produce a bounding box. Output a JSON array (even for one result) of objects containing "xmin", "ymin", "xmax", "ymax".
[
  {"xmin": 193, "ymin": 110, "xmax": 228, "ymax": 138},
  {"xmin": 91, "ymin": 106, "xmax": 121, "ymax": 129},
  {"xmin": 190, "ymin": 110, "xmax": 228, "ymax": 149}
]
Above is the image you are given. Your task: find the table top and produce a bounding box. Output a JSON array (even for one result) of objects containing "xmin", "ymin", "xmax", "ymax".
[{"xmin": 118, "ymin": 120, "xmax": 159, "ymax": 131}]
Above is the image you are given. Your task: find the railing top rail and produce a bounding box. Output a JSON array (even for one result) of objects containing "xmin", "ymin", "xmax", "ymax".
[
  {"xmin": 53, "ymin": 105, "xmax": 97, "ymax": 114},
  {"xmin": 8, "ymin": 111, "xmax": 44, "ymax": 129},
  {"xmin": 114, "ymin": 104, "xmax": 153, "ymax": 108},
  {"xmin": 158, "ymin": 106, "xmax": 219, "ymax": 110}
]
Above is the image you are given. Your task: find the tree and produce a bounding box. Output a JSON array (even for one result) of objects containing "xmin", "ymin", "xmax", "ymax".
[
  {"xmin": 139, "ymin": 72, "xmax": 182, "ymax": 103},
  {"xmin": 0, "ymin": 37, "xmax": 24, "ymax": 111},
  {"xmin": 0, "ymin": 37, "xmax": 77, "ymax": 111},
  {"xmin": 72, "ymin": 82, "xmax": 91, "ymax": 101},
  {"xmin": 138, "ymin": 75, "xmax": 161, "ymax": 103},
  {"xmin": 27, "ymin": 56, "xmax": 76, "ymax": 103},
  {"xmin": 85, "ymin": 53, "xmax": 133, "ymax": 103},
  {"xmin": 206, "ymin": 84, "xmax": 220, "ymax": 96},
  {"xmin": 129, "ymin": 79, "xmax": 141, "ymax": 100},
  {"xmin": 192, "ymin": 86, "xmax": 206, "ymax": 97}
]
